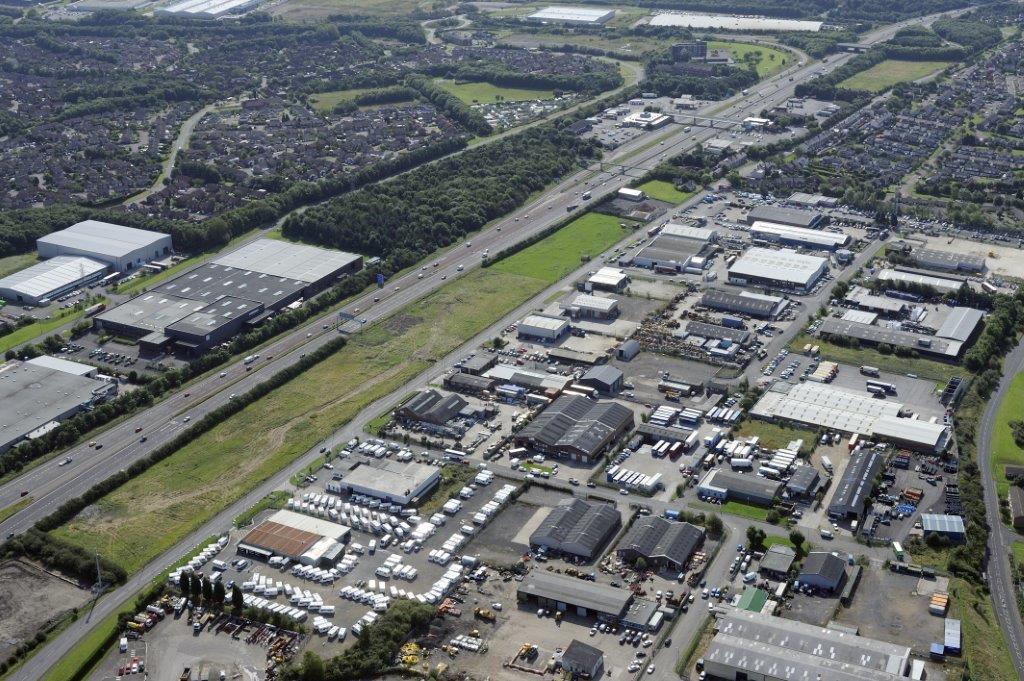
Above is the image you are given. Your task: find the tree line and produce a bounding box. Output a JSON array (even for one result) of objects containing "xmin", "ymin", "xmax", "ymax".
[{"xmin": 404, "ymin": 74, "xmax": 492, "ymax": 136}]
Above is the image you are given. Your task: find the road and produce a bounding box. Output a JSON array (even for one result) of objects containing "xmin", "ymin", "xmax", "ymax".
[
  {"xmin": 16, "ymin": 8, "xmax": 969, "ymax": 677},
  {"xmin": 977, "ymin": 338, "xmax": 1024, "ymax": 677}
]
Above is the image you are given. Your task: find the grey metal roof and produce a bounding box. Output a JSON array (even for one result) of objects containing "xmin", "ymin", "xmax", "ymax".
[
  {"xmin": 701, "ymin": 289, "xmax": 784, "ymax": 318},
  {"xmin": 159, "ymin": 262, "xmax": 306, "ymax": 308},
  {"xmin": 616, "ymin": 516, "xmax": 703, "ymax": 567},
  {"xmin": 911, "ymin": 247, "xmax": 985, "ymax": 273},
  {"xmin": 212, "ymin": 238, "xmax": 361, "ymax": 285},
  {"xmin": 817, "ymin": 318, "xmax": 961, "ymax": 357},
  {"xmin": 759, "ymin": 544, "xmax": 796, "ymax": 574},
  {"xmin": 799, "ymin": 552, "xmax": 846, "ymax": 585},
  {"xmin": 0, "ymin": 256, "xmax": 107, "ymax": 300},
  {"xmin": 580, "ymin": 365, "xmax": 624, "ymax": 388},
  {"xmin": 97, "ymin": 292, "xmax": 205, "ymax": 334},
  {"xmin": 785, "ymin": 465, "xmax": 821, "ymax": 496},
  {"xmin": 518, "ymin": 570, "xmax": 631, "ymax": 616},
  {"xmin": 751, "ymin": 221, "xmax": 848, "ymax": 250},
  {"xmin": 37, "ymin": 220, "xmax": 169, "ymax": 258},
  {"xmin": 828, "ymin": 448, "xmax": 882, "ymax": 517},
  {"xmin": 530, "ymin": 498, "xmax": 621, "ymax": 557},
  {"xmin": 921, "ymin": 514, "xmax": 965, "ymax": 535},
  {"xmin": 746, "ymin": 205, "xmax": 823, "ymax": 228},
  {"xmin": 562, "ymin": 640, "xmax": 604, "ymax": 670},
  {"xmin": 935, "ymin": 307, "xmax": 984, "ymax": 342},
  {"xmin": 728, "ymin": 247, "xmax": 826, "ymax": 286},
  {"xmin": 399, "ymin": 389, "xmax": 467, "ymax": 424},
  {"xmin": 684, "ymin": 321, "xmax": 751, "ymax": 345},
  {"xmin": 518, "ymin": 395, "xmax": 633, "ymax": 458},
  {"xmin": 0, "ymin": 361, "xmax": 107, "ymax": 451},
  {"xmin": 700, "ymin": 468, "xmax": 782, "ymax": 502},
  {"xmin": 876, "ymin": 268, "xmax": 963, "ymax": 293}
]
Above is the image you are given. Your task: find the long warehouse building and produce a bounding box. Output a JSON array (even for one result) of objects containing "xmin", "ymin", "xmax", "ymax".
[
  {"xmin": 37, "ymin": 220, "xmax": 172, "ymax": 273},
  {"xmin": 0, "ymin": 256, "xmax": 108, "ymax": 305},
  {"xmin": 750, "ymin": 220, "xmax": 849, "ymax": 251},
  {"xmin": 727, "ymin": 247, "xmax": 827, "ymax": 293},
  {"xmin": 745, "ymin": 205, "xmax": 826, "ymax": 229},
  {"xmin": 97, "ymin": 239, "xmax": 362, "ymax": 355}
]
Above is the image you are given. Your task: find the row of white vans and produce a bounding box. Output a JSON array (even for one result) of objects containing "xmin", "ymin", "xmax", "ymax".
[
  {"xmin": 375, "ymin": 552, "xmax": 418, "ymax": 580},
  {"xmin": 169, "ymin": 537, "xmax": 228, "ymax": 585}
]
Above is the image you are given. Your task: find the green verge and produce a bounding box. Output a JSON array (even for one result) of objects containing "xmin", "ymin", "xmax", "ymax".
[
  {"xmin": 0, "ymin": 495, "xmax": 31, "ymax": 523},
  {"xmin": 234, "ymin": 490, "xmax": 290, "ymax": 528},
  {"xmin": 838, "ymin": 59, "xmax": 951, "ymax": 92},
  {"xmin": 788, "ymin": 333, "xmax": 963, "ymax": 384},
  {"xmin": 0, "ymin": 299, "xmax": 104, "ymax": 355},
  {"xmin": 951, "ymin": 578, "xmax": 1019, "ymax": 681},
  {"xmin": 692, "ymin": 500, "xmax": 770, "ymax": 522},
  {"xmin": 635, "ymin": 180, "xmax": 695, "ymax": 204},
  {"xmin": 990, "ymin": 371, "xmax": 1024, "ymax": 497},
  {"xmin": 49, "ymin": 211, "xmax": 632, "ymax": 574}
]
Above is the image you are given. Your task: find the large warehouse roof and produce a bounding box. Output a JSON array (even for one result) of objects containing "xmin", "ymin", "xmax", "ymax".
[
  {"xmin": 935, "ymin": 307, "xmax": 984, "ymax": 342},
  {"xmin": 699, "ymin": 468, "xmax": 782, "ymax": 501},
  {"xmin": 0, "ymin": 256, "xmax": 107, "ymax": 301},
  {"xmin": 518, "ymin": 570, "xmax": 632, "ymax": 616},
  {"xmin": 876, "ymin": 268, "xmax": 963, "ymax": 293},
  {"xmin": 817, "ymin": 318, "xmax": 962, "ymax": 357},
  {"xmin": 485, "ymin": 364, "xmax": 572, "ymax": 391},
  {"xmin": 661, "ymin": 223, "xmax": 717, "ymax": 241},
  {"xmin": 527, "ymin": 5, "xmax": 615, "ymax": 22},
  {"xmin": 869, "ymin": 415, "xmax": 948, "ymax": 450},
  {"xmin": 342, "ymin": 460, "xmax": 440, "ymax": 498},
  {"xmin": 911, "ymin": 247, "xmax": 985, "ymax": 273},
  {"xmin": 706, "ymin": 611, "xmax": 910, "ymax": 681},
  {"xmin": 617, "ymin": 516, "xmax": 703, "ymax": 568},
  {"xmin": 240, "ymin": 509, "xmax": 349, "ymax": 562},
  {"xmin": 213, "ymin": 239, "xmax": 362, "ymax": 285},
  {"xmin": 97, "ymin": 292, "xmax": 205, "ymax": 335},
  {"xmin": 728, "ymin": 247, "xmax": 827, "ymax": 287},
  {"xmin": 517, "ymin": 394, "xmax": 633, "ymax": 458},
  {"xmin": 25, "ymin": 355, "xmax": 97, "ymax": 377},
  {"xmin": 750, "ymin": 221, "xmax": 849, "ymax": 250},
  {"xmin": 159, "ymin": 262, "xmax": 307, "ymax": 308},
  {"xmin": 37, "ymin": 221, "xmax": 169, "ymax": 258},
  {"xmin": 701, "ymin": 289, "xmax": 786, "ymax": 318},
  {"xmin": 746, "ymin": 205, "xmax": 823, "ymax": 228},
  {"xmin": 829, "ymin": 448, "xmax": 883, "ymax": 518},
  {"xmin": 531, "ymin": 498, "xmax": 621, "ymax": 557},
  {"xmin": 844, "ymin": 286, "xmax": 907, "ymax": 314}
]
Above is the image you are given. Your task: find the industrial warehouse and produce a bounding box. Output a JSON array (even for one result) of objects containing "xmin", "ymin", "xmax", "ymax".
[
  {"xmin": 36, "ymin": 220, "xmax": 172, "ymax": 272},
  {"xmin": 514, "ymin": 394, "xmax": 634, "ymax": 461},
  {"xmin": 239, "ymin": 509, "xmax": 350, "ymax": 565},
  {"xmin": 529, "ymin": 498, "xmax": 621, "ymax": 560},
  {"xmin": 626, "ymin": 223, "xmax": 717, "ymax": 272},
  {"xmin": 0, "ymin": 356, "xmax": 116, "ymax": 452},
  {"xmin": 726, "ymin": 248, "xmax": 827, "ymax": 293},
  {"xmin": 327, "ymin": 459, "xmax": 440, "ymax": 506},
  {"xmin": 96, "ymin": 239, "xmax": 362, "ymax": 354},
  {"xmin": 156, "ymin": 0, "xmax": 266, "ymax": 18},
  {"xmin": 751, "ymin": 381, "xmax": 950, "ymax": 452},
  {"xmin": 526, "ymin": 5, "xmax": 615, "ymax": 24},
  {"xmin": 517, "ymin": 571, "xmax": 633, "ymax": 620},
  {"xmin": 749, "ymin": 221, "xmax": 849, "ymax": 251},
  {"xmin": 816, "ymin": 317, "xmax": 971, "ymax": 359},
  {"xmin": 744, "ymin": 205, "xmax": 826, "ymax": 229},
  {"xmin": 0, "ymin": 256, "xmax": 108, "ymax": 305},
  {"xmin": 699, "ymin": 289, "xmax": 788, "ymax": 319},
  {"xmin": 615, "ymin": 516, "xmax": 704, "ymax": 571}
]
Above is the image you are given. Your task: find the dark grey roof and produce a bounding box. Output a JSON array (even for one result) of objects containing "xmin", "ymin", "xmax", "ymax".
[
  {"xmin": 461, "ymin": 353, "xmax": 497, "ymax": 374},
  {"xmin": 701, "ymin": 289, "xmax": 782, "ymax": 318},
  {"xmin": 760, "ymin": 544, "xmax": 796, "ymax": 574},
  {"xmin": 399, "ymin": 389, "xmax": 467, "ymax": 424},
  {"xmin": 911, "ymin": 247, "xmax": 985, "ymax": 273},
  {"xmin": 518, "ymin": 570, "xmax": 632, "ymax": 616},
  {"xmin": 785, "ymin": 465, "xmax": 821, "ymax": 496},
  {"xmin": 702, "ymin": 469, "xmax": 782, "ymax": 502},
  {"xmin": 684, "ymin": 321, "xmax": 751, "ymax": 344},
  {"xmin": 828, "ymin": 449, "xmax": 882, "ymax": 517},
  {"xmin": 935, "ymin": 308, "xmax": 983, "ymax": 342},
  {"xmin": 531, "ymin": 498, "xmax": 621, "ymax": 556},
  {"xmin": 581, "ymin": 365, "xmax": 624, "ymax": 389},
  {"xmin": 444, "ymin": 372, "xmax": 497, "ymax": 391},
  {"xmin": 518, "ymin": 395, "xmax": 633, "ymax": 457},
  {"xmin": 799, "ymin": 552, "xmax": 846, "ymax": 584},
  {"xmin": 617, "ymin": 516, "xmax": 703, "ymax": 567},
  {"xmin": 818, "ymin": 318, "xmax": 961, "ymax": 357},
  {"xmin": 563, "ymin": 640, "xmax": 604, "ymax": 669},
  {"xmin": 746, "ymin": 205, "xmax": 822, "ymax": 228}
]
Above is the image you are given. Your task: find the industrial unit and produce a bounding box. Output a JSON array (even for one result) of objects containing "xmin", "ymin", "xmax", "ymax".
[
  {"xmin": 704, "ymin": 611, "xmax": 912, "ymax": 681},
  {"xmin": 562, "ymin": 293, "xmax": 619, "ymax": 320},
  {"xmin": 727, "ymin": 248, "xmax": 827, "ymax": 293},
  {"xmin": 579, "ymin": 365, "xmax": 624, "ymax": 394},
  {"xmin": 328, "ymin": 460, "xmax": 440, "ymax": 506},
  {"xmin": 395, "ymin": 390, "xmax": 468, "ymax": 427},
  {"xmin": 844, "ymin": 286, "xmax": 908, "ymax": 316},
  {"xmin": 828, "ymin": 448, "xmax": 883, "ymax": 520},
  {"xmin": 0, "ymin": 357, "xmax": 117, "ymax": 452},
  {"xmin": 935, "ymin": 307, "xmax": 984, "ymax": 343},
  {"xmin": 529, "ymin": 498, "xmax": 621, "ymax": 560},
  {"xmin": 700, "ymin": 289, "xmax": 787, "ymax": 319},
  {"xmin": 518, "ymin": 571, "xmax": 632, "ymax": 620},
  {"xmin": 750, "ymin": 221, "xmax": 849, "ymax": 251},
  {"xmin": 97, "ymin": 239, "xmax": 362, "ymax": 354},
  {"xmin": 587, "ymin": 267, "xmax": 630, "ymax": 292},
  {"xmin": 483, "ymin": 364, "xmax": 573, "ymax": 393},
  {"xmin": 798, "ymin": 552, "xmax": 847, "ymax": 592},
  {"xmin": 629, "ymin": 226, "xmax": 714, "ymax": 272},
  {"xmin": 514, "ymin": 394, "xmax": 634, "ymax": 462},
  {"xmin": 37, "ymin": 220, "xmax": 172, "ymax": 273},
  {"xmin": 876, "ymin": 268, "xmax": 964, "ymax": 294},
  {"xmin": 697, "ymin": 468, "xmax": 782, "ymax": 506},
  {"xmin": 817, "ymin": 318, "xmax": 964, "ymax": 359},
  {"xmin": 615, "ymin": 516, "xmax": 704, "ymax": 571},
  {"xmin": 622, "ymin": 111, "xmax": 671, "ymax": 129},
  {"xmin": 751, "ymin": 382, "xmax": 950, "ymax": 452},
  {"xmin": 238, "ymin": 509, "xmax": 350, "ymax": 566},
  {"xmin": 517, "ymin": 314, "xmax": 570, "ymax": 342},
  {"xmin": 157, "ymin": 0, "xmax": 265, "ymax": 18},
  {"xmin": 560, "ymin": 640, "xmax": 604, "ymax": 678},
  {"xmin": 758, "ymin": 545, "xmax": 796, "ymax": 579},
  {"xmin": 744, "ymin": 205, "xmax": 826, "ymax": 229},
  {"xmin": 911, "ymin": 247, "xmax": 986, "ymax": 273},
  {"xmin": 525, "ymin": 5, "xmax": 615, "ymax": 24},
  {"xmin": 920, "ymin": 513, "xmax": 966, "ymax": 542},
  {"xmin": 0, "ymin": 256, "xmax": 108, "ymax": 305}
]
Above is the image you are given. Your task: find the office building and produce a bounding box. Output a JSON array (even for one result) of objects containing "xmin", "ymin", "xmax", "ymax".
[
  {"xmin": 0, "ymin": 256, "xmax": 108, "ymax": 305},
  {"xmin": 37, "ymin": 220, "xmax": 172, "ymax": 272},
  {"xmin": 530, "ymin": 498, "xmax": 621, "ymax": 560},
  {"xmin": 727, "ymin": 248, "xmax": 827, "ymax": 293}
]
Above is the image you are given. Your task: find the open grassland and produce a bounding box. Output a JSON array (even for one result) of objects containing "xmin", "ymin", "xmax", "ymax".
[
  {"xmin": 0, "ymin": 253, "xmax": 38, "ymax": 279},
  {"xmin": 1012, "ymin": 541, "xmax": 1024, "ymax": 565},
  {"xmin": 308, "ymin": 87, "xmax": 415, "ymax": 113},
  {"xmin": 950, "ymin": 578, "xmax": 1019, "ymax": 681},
  {"xmin": 271, "ymin": 0, "xmax": 427, "ymax": 20},
  {"xmin": 51, "ymin": 212, "xmax": 632, "ymax": 573},
  {"xmin": 735, "ymin": 419, "xmax": 816, "ymax": 454},
  {"xmin": 635, "ymin": 180, "xmax": 695, "ymax": 204},
  {"xmin": 788, "ymin": 333, "xmax": 963, "ymax": 385},
  {"xmin": 693, "ymin": 500, "xmax": 770, "ymax": 522},
  {"xmin": 707, "ymin": 40, "xmax": 790, "ymax": 78},
  {"xmin": 991, "ymin": 371, "xmax": 1024, "ymax": 497},
  {"xmin": 434, "ymin": 78, "xmax": 555, "ymax": 105},
  {"xmin": 839, "ymin": 60, "xmax": 951, "ymax": 92},
  {"xmin": 491, "ymin": 212, "xmax": 633, "ymax": 282}
]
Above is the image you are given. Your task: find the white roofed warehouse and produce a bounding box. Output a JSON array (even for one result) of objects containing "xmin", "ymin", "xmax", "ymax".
[
  {"xmin": 727, "ymin": 247, "xmax": 827, "ymax": 293},
  {"xmin": 327, "ymin": 459, "xmax": 440, "ymax": 506},
  {"xmin": 37, "ymin": 220, "xmax": 171, "ymax": 273},
  {"xmin": 238, "ymin": 509, "xmax": 350, "ymax": 566},
  {"xmin": 0, "ymin": 256, "xmax": 108, "ymax": 305},
  {"xmin": 526, "ymin": 5, "xmax": 615, "ymax": 24},
  {"xmin": 518, "ymin": 314, "xmax": 570, "ymax": 342}
]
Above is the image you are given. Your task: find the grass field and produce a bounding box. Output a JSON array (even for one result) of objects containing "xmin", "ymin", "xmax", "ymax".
[
  {"xmin": 788, "ymin": 333, "xmax": 963, "ymax": 385},
  {"xmin": 635, "ymin": 180, "xmax": 695, "ymax": 204},
  {"xmin": 0, "ymin": 253, "xmax": 38, "ymax": 279},
  {"xmin": 1012, "ymin": 541, "xmax": 1024, "ymax": 565},
  {"xmin": 839, "ymin": 60, "xmax": 951, "ymax": 92},
  {"xmin": 490, "ymin": 212, "xmax": 633, "ymax": 282},
  {"xmin": 950, "ymin": 578, "xmax": 1019, "ymax": 681},
  {"xmin": 764, "ymin": 534, "xmax": 796, "ymax": 550},
  {"xmin": 308, "ymin": 87, "xmax": 415, "ymax": 113},
  {"xmin": 434, "ymin": 79, "xmax": 555, "ymax": 105},
  {"xmin": 693, "ymin": 500, "xmax": 770, "ymax": 522},
  {"xmin": 51, "ymin": 212, "xmax": 633, "ymax": 573},
  {"xmin": 707, "ymin": 40, "xmax": 790, "ymax": 78},
  {"xmin": 990, "ymin": 372, "xmax": 1024, "ymax": 497},
  {"xmin": 734, "ymin": 419, "xmax": 816, "ymax": 454}
]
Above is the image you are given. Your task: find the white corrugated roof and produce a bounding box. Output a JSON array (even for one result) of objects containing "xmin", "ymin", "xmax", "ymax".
[
  {"xmin": 213, "ymin": 239, "xmax": 361, "ymax": 284},
  {"xmin": 0, "ymin": 256, "xmax": 107, "ymax": 299},
  {"xmin": 728, "ymin": 247, "xmax": 826, "ymax": 286},
  {"xmin": 38, "ymin": 220, "xmax": 169, "ymax": 258}
]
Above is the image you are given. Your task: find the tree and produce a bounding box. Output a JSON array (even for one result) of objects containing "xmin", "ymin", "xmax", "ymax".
[
  {"xmin": 190, "ymin": 574, "xmax": 202, "ymax": 603},
  {"xmin": 201, "ymin": 577, "xmax": 213, "ymax": 604},
  {"xmin": 634, "ymin": 557, "xmax": 648, "ymax": 572},
  {"xmin": 704, "ymin": 513, "xmax": 724, "ymax": 539},
  {"xmin": 213, "ymin": 580, "xmax": 226, "ymax": 607},
  {"xmin": 178, "ymin": 571, "xmax": 191, "ymax": 596},
  {"xmin": 746, "ymin": 526, "xmax": 766, "ymax": 551},
  {"xmin": 789, "ymin": 529, "xmax": 806, "ymax": 556},
  {"xmin": 297, "ymin": 651, "xmax": 326, "ymax": 681},
  {"xmin": 231, "ymin": 584, "xmax": 244, "ymax": 613}
]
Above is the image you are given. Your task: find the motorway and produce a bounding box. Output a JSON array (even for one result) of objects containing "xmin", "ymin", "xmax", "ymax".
[
  {"xmin": 978, "ymin": 338, "xmax": 1024, "ymax": 678},
  {"xmin": 12, "ymin": 8, "xmax": 972, "ymax": 677}
]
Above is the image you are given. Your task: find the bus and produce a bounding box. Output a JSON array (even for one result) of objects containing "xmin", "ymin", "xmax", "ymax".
[{"xmin": 892, "ymin": 541, "xmax": 905, "ymax": 561}]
